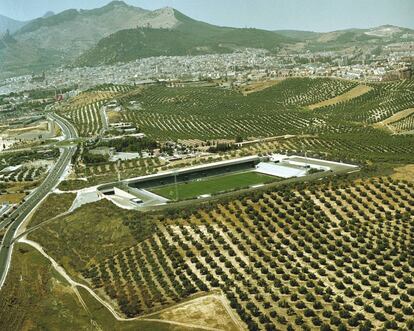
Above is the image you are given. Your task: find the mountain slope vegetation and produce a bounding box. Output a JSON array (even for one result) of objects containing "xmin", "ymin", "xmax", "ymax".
[
  {"xmin": 0, "ymin": 15, "xmax": 26, "ymax": 34},
  {"xmin": 0, "ymin": 1, "xmax": 177, "ymax": 78},
  {"xmin": 1, "ymin": 0, "xmax": 414, "ymax": 78},
  {"xmin": 77, "ymin": 22, "xmax": 292, "ymax": 66}
]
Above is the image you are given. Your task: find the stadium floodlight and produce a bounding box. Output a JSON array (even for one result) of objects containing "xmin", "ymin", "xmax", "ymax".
[{"xmin": 174, "ymin": 169, "xmax": 179, "ymax": 201}]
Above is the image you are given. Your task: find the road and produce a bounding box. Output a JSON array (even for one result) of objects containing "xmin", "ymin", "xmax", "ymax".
[
  {"xmin": 0, "ymin": 112, "xmax": 78, "ymax": 288},
  {"xmin": 99, "ymin": 105, "xmax": 109, "ymax": 135}
]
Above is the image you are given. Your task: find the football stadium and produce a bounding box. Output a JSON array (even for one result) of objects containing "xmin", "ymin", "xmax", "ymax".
[{"xmin": 98, "ymin": 155, "xmax": 358, "ymax": 209}]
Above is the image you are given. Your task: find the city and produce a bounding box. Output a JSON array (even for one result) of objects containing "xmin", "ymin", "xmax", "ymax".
[{"xmin": 1, "ymin": 41, "xmax": 413, "ymax": 96}]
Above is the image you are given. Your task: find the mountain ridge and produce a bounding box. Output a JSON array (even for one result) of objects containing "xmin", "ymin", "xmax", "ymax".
[
  {"xmin": 0, "ymin": 1, "xmax": 179, "ymax": 78},
  {"xmin": 0, "ymin": 14, "xmax": 26, "ymax": 34},
  {"xmin": 1, "ymin": 1, "xmax": 413, "ymax": 78}
]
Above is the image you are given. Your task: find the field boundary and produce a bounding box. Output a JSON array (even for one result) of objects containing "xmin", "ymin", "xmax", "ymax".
[
  {"xmin": 308, "ymin": 84, "xmax": 372, "ymax": 110},
  {"xmin": 374, "ymin": 107, "xmax": 414, "ymax": 127}
]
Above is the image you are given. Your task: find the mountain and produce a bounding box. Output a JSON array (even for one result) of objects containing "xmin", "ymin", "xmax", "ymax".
[
  {"xmin": 76, "ymin": 9, "xmax": 293, "ymax": 66},
  {"xmin": 0, "ymin": 1, "xmax": 292, "ymax": 77},
  {"xmin": 275, "ymin": 30, "xmax": 321, "ymax": 41},
  {"xmin": 42, "ymin": 11, "xmax": 55, "ymax": 18},
  {"xmin": 0, "ymin": 14, "xmax": 26, "ymax": 34},
  {"xmin": 0, "ymin": 1, "xmax": 180, "ymax": 78},
  {"xmin": 1, "ymin": 0, "xmax": 413, "ymax": 79},
  {"xmin": 306, "ymin": 25, "xmax": 414, "ymax": 50},
  {"xmin": 275, "ymin": 25, "xmax": 414, "ymax": 47},
  {"xmin": 13, "ymin": 1, "xmax": 155, "ymax": 54}
]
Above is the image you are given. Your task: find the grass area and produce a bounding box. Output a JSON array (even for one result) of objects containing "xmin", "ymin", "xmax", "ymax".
[
  {"xmin": 28, "ymin": 192, "xmax": 76, "ymax": 228},
  {"xmin": 0, "ymin": 243, "xmax": 90, "ymax": 331},
  {"xmin": 149, "ymin": 171, "xmax": 279, "ymax": 200},
  {"xmin": 28, "ymin": 199, "xmax": 155, "ymax": 276},
  {"xmin": 58, "ymin": 179, "xmax": 91, "ymax": 191},
  {"xmin": 0, "ymin": 192, "xmax": 26, "ymax": 204},
  {"xmin": 0, "ymin": 243, "xmax": 201, "ymax": 331},
  {"xmin": 391, "ymin": 164, "xmax": 414, "ymax": 182}
]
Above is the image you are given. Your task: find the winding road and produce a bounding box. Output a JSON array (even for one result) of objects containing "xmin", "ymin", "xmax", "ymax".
[{"xmin": 0, "ymin": 112, "xmax": 78, "ymax": 288}]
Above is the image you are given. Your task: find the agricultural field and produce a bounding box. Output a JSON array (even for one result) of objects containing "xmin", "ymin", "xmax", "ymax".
[
  {"xmin": 233, "ymin": 134, "xmax": 414, "ymax": 164},
  {"xmin": 307, "ymin": 84, "xmax": 372, "ymax": 110},
  {"xmin": 4, "ymin": 77, "xmax": 414, "ymax": 331},
  {"xmin": 59, "ymin": 84, "xmax": 133, "ymax": 137},
  {"xmin": 387, "ymin": 113, "xmax": 414, "ymax": 134},
  {"xmin": 63, "ymin": 101, "xmax": 105, "ymax": 136},
  {"xmin": 105, "ymin": 78, "xmax": 414, "ymax": 167},
  {"xmin": 149, "ymin": 171, "xmax": 279, "ymax": 200},
  {"xmin": 118, "ymin": 78, "xmax": 361, "ymax": 140},
  {"xmin": 58, "ymin": 79, "xmax": 414, "ymax": 166},
  {"xmin": 30, "ymin": 175, "xmax": 414, "ymax": 330},
  {"xmin": 0, "ymin": 165, "xmax": 47, "ymax": 183},
  {"xmin": 0, "ymin": 243, "xmax": 201, "ymax": 331},
  {"xmin": 319, "ymin": 79, "xmax": 414, "ymax": 124}
]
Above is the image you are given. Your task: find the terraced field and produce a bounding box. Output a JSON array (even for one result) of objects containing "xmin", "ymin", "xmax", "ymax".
[
  {"xmin": 118, "ymin": 78, "xmax": 361, "ymax": 140},
  {"xmin": 60, "ymin": 85, "xmax": 133, "ymax": 137},
  {"xmin": 58, "ymin": 79, "xmax": 414, "ymax": 164},
  {"xmin": 320, "ymin": 80, "xmax": 414, "ymax": 124},
  {"xmin": 114, "ymin": 78, "xmax": 414, "ymax": 146},
  {"xmin": 389, "ymin": 113, "xmax": 414, "ymax": 134}
]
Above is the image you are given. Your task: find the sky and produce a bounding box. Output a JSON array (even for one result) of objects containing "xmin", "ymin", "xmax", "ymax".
[{"xmin": 1, "ymin": 0, "xmax": 414, "ymax": 32}]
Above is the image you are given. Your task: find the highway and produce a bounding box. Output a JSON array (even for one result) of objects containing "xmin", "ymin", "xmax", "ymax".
[{"xmin": 0, "ymin": 112, "xmax": 78, "ymax": 288}]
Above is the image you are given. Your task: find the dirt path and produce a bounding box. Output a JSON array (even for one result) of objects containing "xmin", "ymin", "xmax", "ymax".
[
  {"xmin": 217, "ymin": 294, "xmax": 246, "ymax": 331},
  {"xmin": 308, "ymin": 84, "xmax": 372, "ymax": 110},
  {"xmin": 241, "ymin": 79, "xmax": 285, "ymax": 96},
  {"xmin": 17, "ymin": 237, "xmax": 230, "ymax": 331},
  {"xmin": 374, "ymin": 107, "xmax": 414, "ymax": 129},
  {"xmin": 19, "ymin": 237, "xmax": 90, "ymax": 313}
]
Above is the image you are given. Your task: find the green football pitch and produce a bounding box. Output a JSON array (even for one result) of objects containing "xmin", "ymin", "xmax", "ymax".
[{"xmin": 149, "ymin": 171, "xmax": 279, "ymax": 200}]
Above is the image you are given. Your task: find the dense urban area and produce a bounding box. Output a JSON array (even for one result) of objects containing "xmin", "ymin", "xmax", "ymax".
[{"xmin": 1, "ymin": 40, "xmax": 414, "ymax": 96}]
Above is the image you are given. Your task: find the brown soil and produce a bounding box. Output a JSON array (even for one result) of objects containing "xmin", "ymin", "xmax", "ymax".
[{"xmin": 308, "ymin": 84, "xmax": 372, "ymax": 110}]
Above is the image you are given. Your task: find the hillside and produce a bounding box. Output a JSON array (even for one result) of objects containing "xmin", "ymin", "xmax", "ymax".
[
  {"xmin": 308, "ymin": 25, "xmax": 414, "ymax": 50},
  {"xmin": 275, "ymin": 30, "xmax": 321, "ymax": 41},
  {"xmin": 0, "ymin": 1, "xmax": 179, "ymax": 78},
  {"xmin": 77, "ymin": 9, "xmax": 292, "ymax": 66},
  {"xmin": 276, "ymin": 25, "xmax": 414, "ymax": 48},
  {"xmin": 0, "ymin": 15, "xmax": 26, "ymax": 34},
  {"xmin": 0, "ymin": 1, "xmax": 293, "ymax": 76},
  {"xmin": 1, "ymin": 0, "xmax": 413, "ymax": 78}
]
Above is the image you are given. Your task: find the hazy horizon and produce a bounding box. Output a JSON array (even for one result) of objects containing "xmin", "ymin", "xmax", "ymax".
[{"xmin": 1, "ymin": 0, "xmax": 414, "ymax": 32}]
